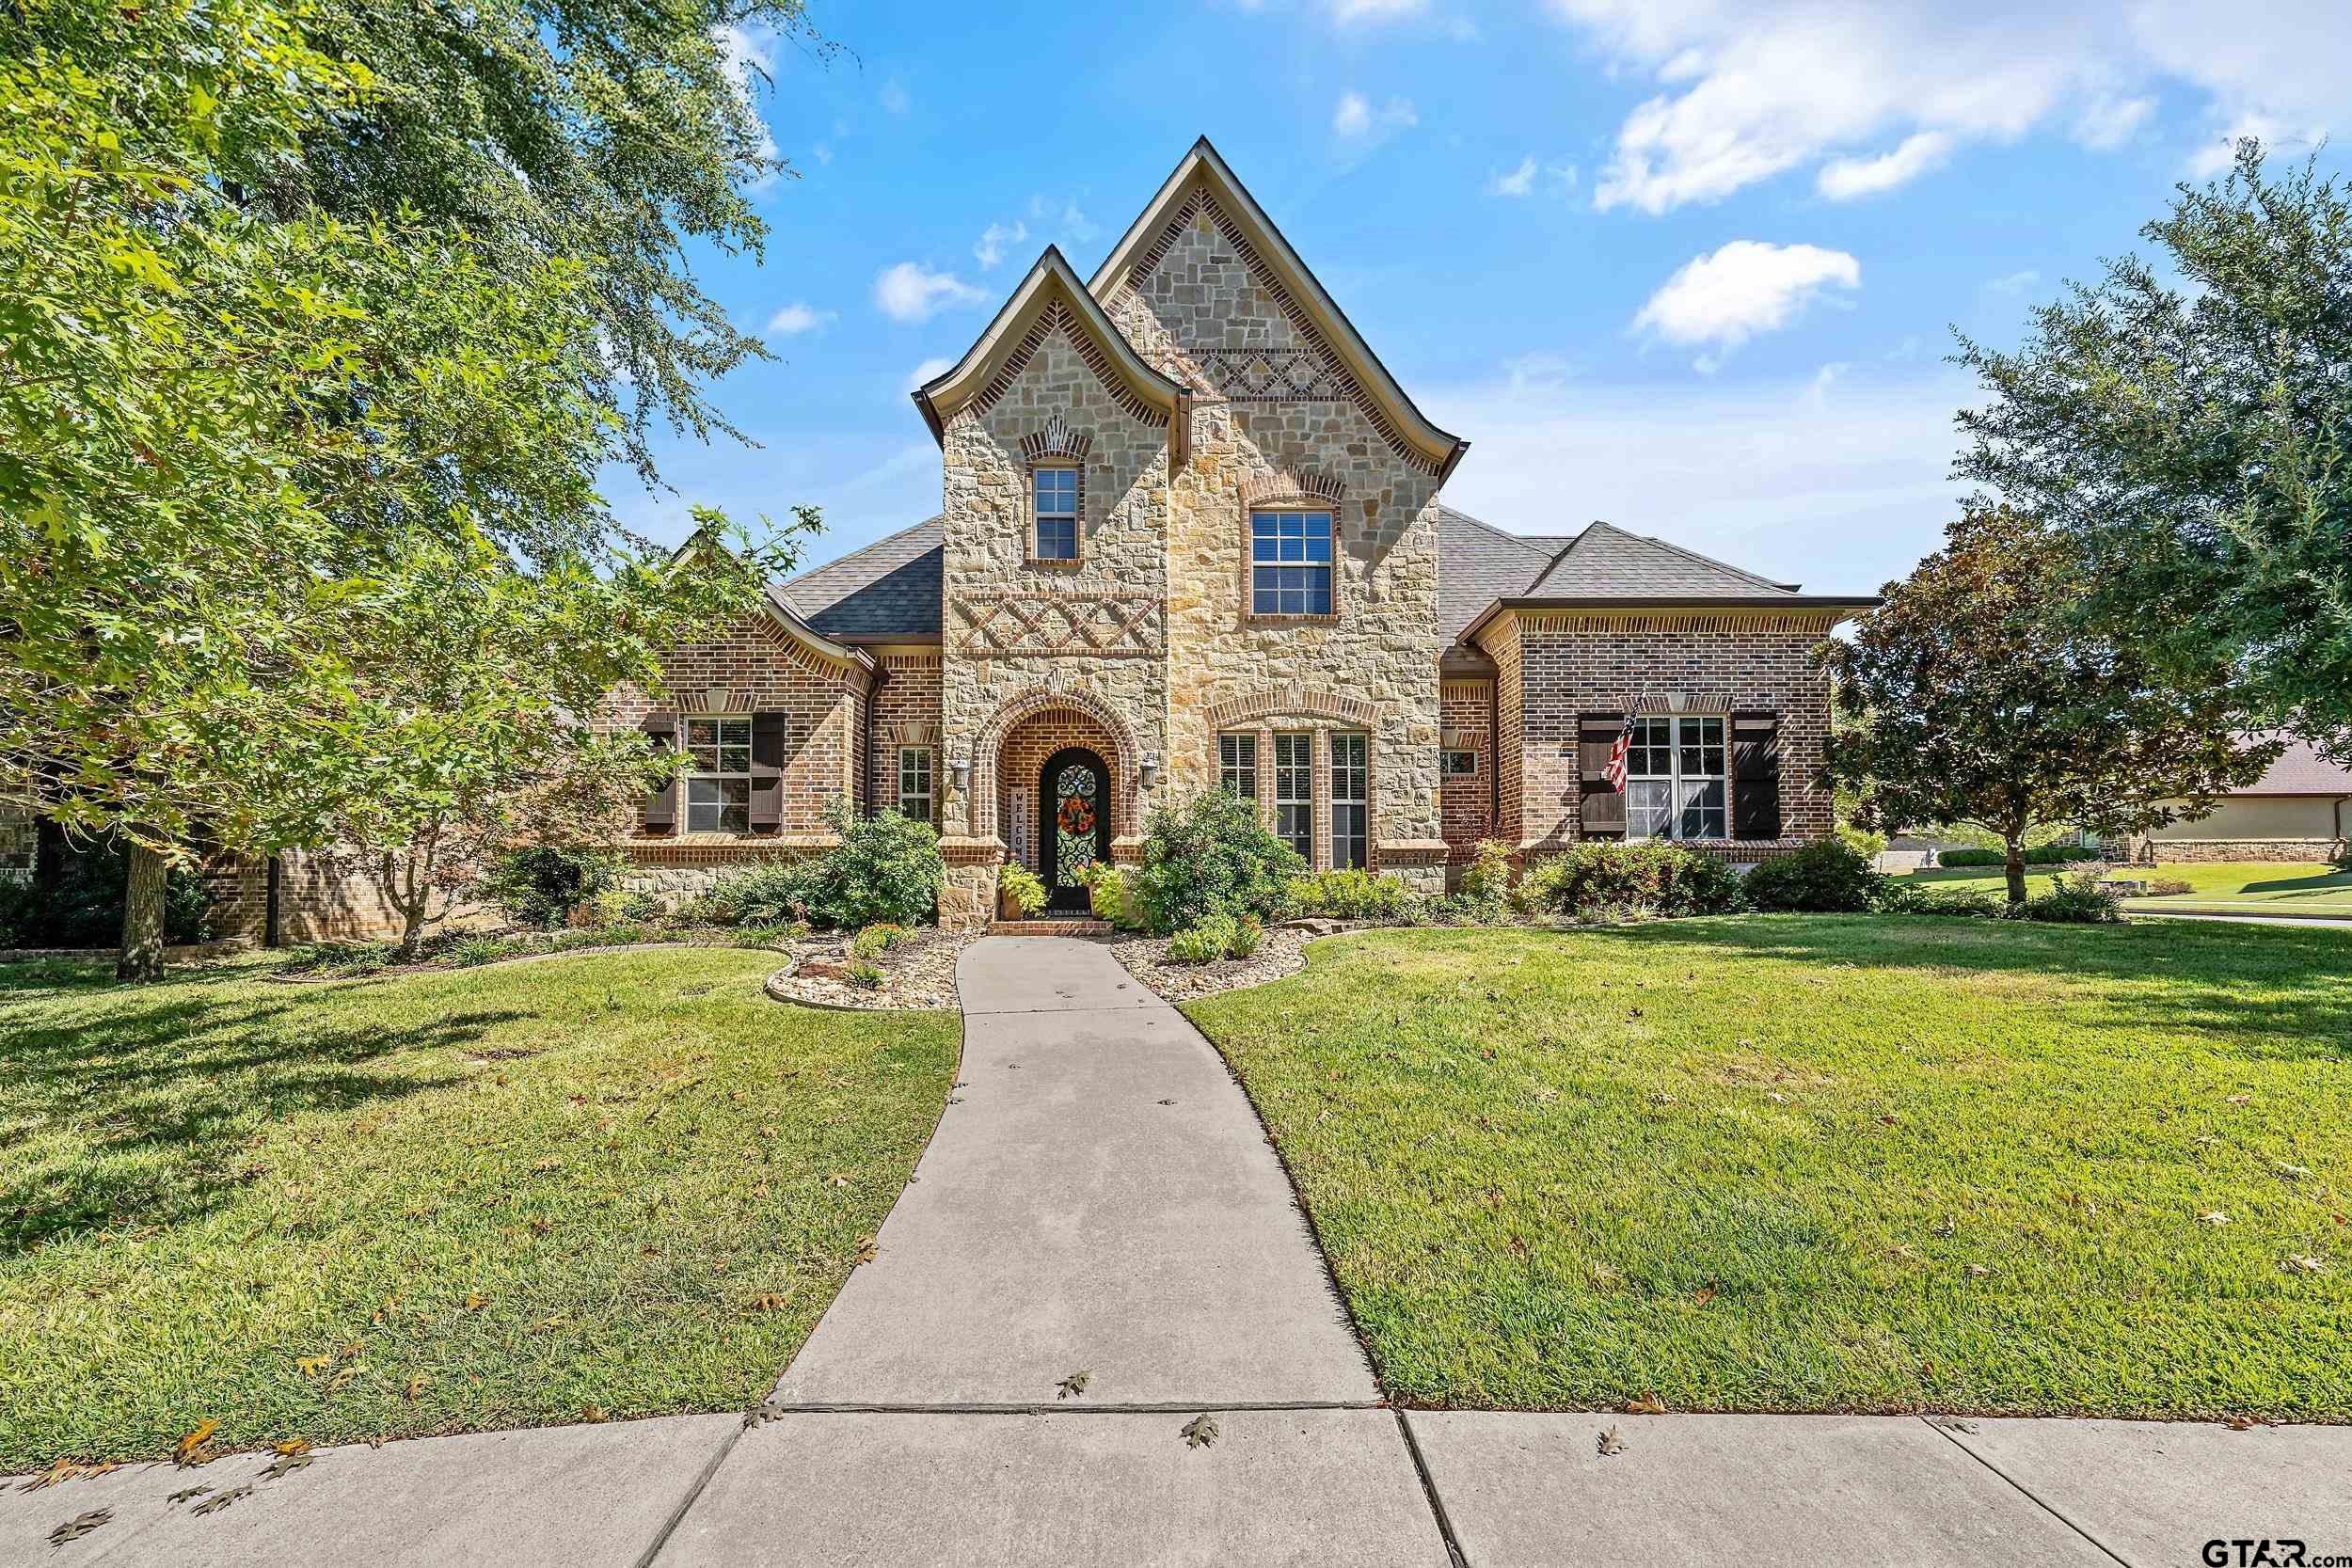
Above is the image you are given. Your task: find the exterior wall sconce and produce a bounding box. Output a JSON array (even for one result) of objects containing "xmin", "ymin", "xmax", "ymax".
[
  {"xmin": 951, "ymin": 759, "xmax": 972, "ymax": 792},
  {"xmin": 1138, "ymin": 759, "xmax": 1159, "ymax": 791}
]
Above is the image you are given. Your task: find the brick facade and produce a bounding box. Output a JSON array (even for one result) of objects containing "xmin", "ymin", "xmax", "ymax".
[{"xmin": 1438, "ymin": 679, "xmax": 1495, "ymax": 863}]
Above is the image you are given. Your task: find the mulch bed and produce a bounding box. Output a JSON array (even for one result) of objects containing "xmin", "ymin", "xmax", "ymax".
[{"xmin": 1102, "ymin": 926, "xmax": 1310, "ymax": 1001}]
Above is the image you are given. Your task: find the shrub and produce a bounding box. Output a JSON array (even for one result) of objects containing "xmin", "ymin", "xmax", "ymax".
[
  {"xmin": 0, "ymin": 838, "xmax": 213, "ymax": 948},
  {"xmin": 482, "ymin": 846, "xmax": 622, "ymax": 929},
  {"xmin": 1876, "ymin": 880, "xmax": 2002, "ymax": 918},
  {"xmin": 1936, "ymin": 844, "xmax": 2090, "ymax": 868},
  {"xmin": 1081, "ymin": 863, "xmax": 1140, "ymax": 927},
  {"xmin": 1518, "ymin": 841, "xmax": 1748, "ymax": 921},
  {"xmin": 586, "ymin": 888, "xmax": 664, "ymax": 927},
  {"xmin": 1134, "ymin": 790, "xmax": 1305, "ymax": 934},
  {"xmin": 850, "ymin": 923, "xmax": 904, "ymax": 961},
  {"xmin": 1461, "ymin": 840, "xmax": 1515, "ymax": 903},
  {"xmin": 1836, "ymin": 824, "xmax": 1888, "ymax": 861},
  {"xmin": 1228, "ymin": 913, "xmax": 1262, "ymax": 958},
  {"xmin": 447, "ymin": 935, "xmax": 524, "ymax": 967},
  {"xmin": 1743, "ymin": 839, "xmax": 1883, "ymax": 913},
  {"xmin": 997, "ymin": 865, "xmax": 1048, "ymax": 917},
  {"xmin": 1287, "ymin": 868, "xmax": 1414, "ymax": 922},
  {"xmin": 1428, "ymin": 892, "xmax": 1510, "ymax": 926},
  {"xmin": 1168, "ymin": 914, "xmax": 1239, "ymax": 964},
  {"xmin": 2019, "ymin": 869, "xmax": 2122, "ymax": 924},
  {"xmin": 847, "ymin": 960, "xmax": 885, "ymax": 990},
  {"xmin": 707, "ymin": 800, "xmax": 946, "ymax": 931}
]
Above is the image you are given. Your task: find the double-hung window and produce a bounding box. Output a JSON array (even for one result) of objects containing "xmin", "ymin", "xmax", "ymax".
[
  {"xmin": 1034, "ymin": 467, "xmax": 1079, "ymax": 561},
  {"xmin": 897, "ymin": 747, "xmax": 934, "ymax": 825},
  {"xmin": 685, "ymin": 716, "xmax": 752, "ymax": 832},
  {"xmin": 1273, "ymin": 733, "xmax": 1313, "ymax": 861},
  {"xmin": 1249, "ymin": 510, "xmax": 1333, "ymax": 616},
  {"xmin": 1218, "ymin": 734, "xmax": 1258, "ymax": 800},
  {"xmin": 1625, "ymin": 716, "xmax": 1726, "ymax": 842},
  {"xmin": 1329, "ymin": 733, "xmax": 1368, "ymax": 870}
]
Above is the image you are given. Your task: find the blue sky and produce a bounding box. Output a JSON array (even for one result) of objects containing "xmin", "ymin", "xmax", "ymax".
[{"xmin": 615, "ymin": 0, "xmax": 2349, "ymax": 598}]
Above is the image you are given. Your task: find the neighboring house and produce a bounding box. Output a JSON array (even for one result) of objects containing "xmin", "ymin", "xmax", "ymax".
[
  {"xmin": 227, "ymin": 137, "xmax": 1876, "ymax": 940},
  {"xmin": 2141, "ymin": 736, "xmax": 2351, "ymax": 863}
]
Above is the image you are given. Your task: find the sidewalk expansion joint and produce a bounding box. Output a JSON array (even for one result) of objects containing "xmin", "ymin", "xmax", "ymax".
[{"xmin": 1916, "ymin": 1416, "xmax": 2133, "ymax": 1568}]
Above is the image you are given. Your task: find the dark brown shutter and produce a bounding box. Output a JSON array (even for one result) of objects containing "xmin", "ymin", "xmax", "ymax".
[
  {"xmin": 748, "ymin": 711, "xmax": 787, "ymax": 832},
  {"xmin": 640, "ymin": 711, "xmax": 679, "ymax": 832},
  {"xmin": 1577, "ymin": 712, "xmax": 1627, "ymax": 838},
  {"xmin": 1733, "ymin": 711, "xmax": 1782, "ymax": 840}
]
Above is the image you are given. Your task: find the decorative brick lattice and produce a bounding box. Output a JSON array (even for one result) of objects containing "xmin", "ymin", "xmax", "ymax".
[
  {"xmin": 970, "ymin": 300, "xmax": 1170, "ymax": 430},
  {"xmin": 954, "ymin": 591, "xmax": 1165, "ymax": 659}
]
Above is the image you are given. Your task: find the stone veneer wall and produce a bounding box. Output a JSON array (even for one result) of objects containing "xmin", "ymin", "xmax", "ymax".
[
  {"xmin": 1102, "ymin": 183, "xmax": 1448, "ymax": 891},
  {"xmin": 1478, "ymin": 609, "xmax": 1839, "ymax": 852},
  {"xmin": 2136, "ymin": 837, "xmax": 2349, "ymax": 864},
  {"xmin": 938, "ymin": 305, "xmax": 1172, "ymax": 861},
  {"xmin": 1438, "ymin": 678, "xmax": 1495, "ymax": 863}
]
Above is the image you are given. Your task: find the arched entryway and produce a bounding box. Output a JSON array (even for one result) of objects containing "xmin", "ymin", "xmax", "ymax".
[{"xmin": 1040, "ymin": 747, "xmax": 1110, "ymax": 911}]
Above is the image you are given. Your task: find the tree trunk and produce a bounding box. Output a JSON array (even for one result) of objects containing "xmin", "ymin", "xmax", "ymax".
[
  {"xmin": 117, "ymin": 843, "xmax": 168, "ymax": 983},
  {"xmin": 389, "ymin": 847, "xmax": 432, "ymax": 963},
  {"xmin": 2003, "ymin": 834, "xmax": 2029, "ymax": 908}
]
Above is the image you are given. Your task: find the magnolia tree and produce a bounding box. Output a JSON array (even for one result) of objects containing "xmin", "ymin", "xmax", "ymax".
[
  {"xmin": 1820, "ymin": 509, "xmax": 2277, "ymax": 906},
  {"xmin": 1955, "ymin": 142, "xmax": 2352, "ymax": 760}
]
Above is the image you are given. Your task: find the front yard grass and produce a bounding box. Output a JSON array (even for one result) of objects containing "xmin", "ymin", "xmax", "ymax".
[
  {"xmin": 0, "ymin": 951, "xmax": 958, "ymax": 1470},
  {"xmin": 1184, "ymin": 917, "xmax": 2352, "ymax": 1418},
  {"xmin": 1904, "ymin": 859, "xmax": 2352, "ymax": 917}
]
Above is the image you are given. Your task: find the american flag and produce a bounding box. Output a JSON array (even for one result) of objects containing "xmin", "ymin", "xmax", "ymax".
[{"xmin": 1604, "ymin": 715, "xmax": 1633, "ymax": 793}]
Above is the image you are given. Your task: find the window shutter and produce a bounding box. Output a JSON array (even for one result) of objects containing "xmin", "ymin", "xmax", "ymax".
[
  {"xmin": 749, "ymin": 711, "xmax": 787, "ymax": 832},
  {"xmin": 1733, "ymin": 711, "xmax": 1782, "ymax": 840},
  {"xmin": 1577, "ymin": 712, "xmax": 1627, "ymax": 838},
  {"xmin": 640, "ymin": 712, "xmax": 679, "ymax": 832}
]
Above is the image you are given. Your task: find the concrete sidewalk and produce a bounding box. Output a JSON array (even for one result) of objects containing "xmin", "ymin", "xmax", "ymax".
[{"xmin": 10, "ymin": 936, "xmax": 2348, "ymax": 1566}]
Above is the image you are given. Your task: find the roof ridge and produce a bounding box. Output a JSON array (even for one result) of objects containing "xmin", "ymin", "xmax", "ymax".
[
  {"xmin": 1436, "ymin": 503, "xmax": 1562, "ymax": 559},
  {"xmin": 775, "ymin": 515, "xmax": 943, "ymax": 597},
  {"xmin": 1581, "ymin": 520, "xmax": 1798, "ymax": 594}
]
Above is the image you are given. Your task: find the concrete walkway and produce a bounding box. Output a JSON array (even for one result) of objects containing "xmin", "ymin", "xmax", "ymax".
[{"xmin": 9, "ymin": 936, "xmax": 2349, "ymax": 1566}]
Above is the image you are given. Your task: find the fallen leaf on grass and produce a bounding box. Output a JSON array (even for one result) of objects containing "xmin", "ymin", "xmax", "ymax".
[
  {"xmin": 48, "ymin": 1510, "xmax": 111, "ymax": 1546},
  {"xmin": 852, "ymin": 1237, "xmax": 879, "ymax": 1265},
  {"xmin": 1692, "ymin": 1286, "xmax": 1717, "ymax": 1307},
  {"xmin": 405, "ymin": 1376, "xmax": 430, "ymax": 1402},
  {"xmin": 294, "ymin": 1354, "xmax": 331, "ymax": 1377},
  {"xmin": 272, "ymin": 1439, "xmax": 310, "ymax": 1457},
  {"xmin": 580, "ymin": 1405, "xmax": 608, "ymax": 1423},
  {"xmin": 1180, "ymin": 1415, "xmax": 1218, "ymax": 1449},
  {"xmin": 192, "ymin": 1484, "xmax": 253, "ymax": 1516},
  {"xmin": 532, "ymin": 1156, "xmax": 564, "ymax": 1172},
  {"xmin": 1964, "ymin": 1263, "xmax": 1992, "ymax": 1277},
  {"xmin": 1597, "ymin": 1427, "xmax": 1624, "ymax": 1456},
  {"xmin": 2227, "ymin": 1093, "xmax": 2253, "ymax": 1105},
  {"xmin": 20, "ymin": 1458, "xmax": 114, "ymax": 1493},
  {"xmin": 2200, "ymin": 1212, "xmax": 2232, "ymax": 1227},
  {"xmin": 1057, "ymin": 1370, "xmax": 1090, "ymax": 1400},
  {"xmin": 1625, "ymin": 1394, "xmax": 1667, "ymax": 1415},
  {"xmin": 464, "ymin": 1292, "xmax": 488, "ymax": 1311},
  {"xmin": 2284, "ymin": 1255, "xmax": 2328, "ymax": 1275},
  {"xmin": 2223, "ymin": 1415, "xmax": 2262, "ymax": 1432},
  {"xmin": 174, "ymin": 1418, "xmax": 219, "ymax": 1463},
  {"xmin": 746, "ymin": 1292, "xmax": 790, "ymax": 1313},
  {"xmin": 326, "ymin": 1366, "xmax": 358, "ymax": 1392}
]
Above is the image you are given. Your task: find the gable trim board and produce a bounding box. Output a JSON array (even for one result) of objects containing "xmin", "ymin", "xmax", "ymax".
[{"xmin": 1090, "ymin": 136, "xmax": 1468, "ymax": 484}]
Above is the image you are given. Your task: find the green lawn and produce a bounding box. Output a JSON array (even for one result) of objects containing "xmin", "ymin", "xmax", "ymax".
[
  {"xmin": 1184, "ymin": 918, "xmax": 2352, "ymax": 1418},
  {"xmin": 0, "ymin": 951, "xmax": 958, "ymax": 1469},
  {"xmin": 1904, "ymin": 859, "xmax": 2352, "ymax": 917}
]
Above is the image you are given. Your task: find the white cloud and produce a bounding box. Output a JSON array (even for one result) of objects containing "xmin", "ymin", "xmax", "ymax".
[
  {"xmin": 1491, "ymin": 155, "xmax": 1539, "ymax": 198},
  {"xmin": 710, "ymin": 23, "xmax": 781, "ymax": 187},
  {"xmin": 1633, "ymin": 241, "xmax": 1861, "ymax": 370},
  {"xmin": 811, "ymin": 142, "xmax": 834, "ymax": 166},
  {"xmin": 1025, "ymin": 196, "xmax": 1101, "ymax": 245},
  {"xmin": 1983, "ymin": 268, "xmax": 2039, "ymax": 299},
  {"xmin": 903, "ymin": 356, "xmax": 955, "ymax": 393},
  {"xmin": 974, "ymin": 220, "xmax": 1028, "ymax": 269},
  {"xmin": 2186, "ymin": 111, "xmax": 2325, "ymax": 177},
  {"xmin": 873, "ymin": 262, "xmax": 987, "ymax": 324},
  {"xmin": 878, "ymin": 78, "xmax": 911, "ymax": 116},
  {"xmin": 1327, "ymin": 0, "xmax": 1426, "ymax": 22},
  {"xmin": 1545, "ymin": 0, "xmax": 2351, "ymax": 214},
  {"xmin": 1816, "ymin": 131, "xmax": 1952, "ymax": 200},
  {"xmin": 1333, "ymin": 91, "xmax": 1419, "ymax": 142},
  {"xmin": 1426, "ymin": 363, "xmax": 1969, "ymax": 594},
  {"xmin": 763, "ymin": 302, "xmax": 834, "ymax": 337}
]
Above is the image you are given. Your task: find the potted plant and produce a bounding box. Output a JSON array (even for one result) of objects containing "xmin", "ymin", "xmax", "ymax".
[{"xmin": 997, "ymin": 865, "xmax": 1047, "ymax": 921}]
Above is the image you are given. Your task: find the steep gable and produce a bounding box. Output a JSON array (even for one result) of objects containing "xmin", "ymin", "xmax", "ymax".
[{"xmin": 1527, "ymin": 521, "xmax": 1800, "ymax": 598}]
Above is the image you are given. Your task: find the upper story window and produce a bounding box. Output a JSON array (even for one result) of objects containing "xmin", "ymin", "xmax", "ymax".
[
  {"xmin": 1626, "ymin": 716, "xmax": 1726, "ymax": 842},
  {"xmin": 1250, "ymin": 510, "xmax": 1333, "ymax": 616},
  {"xmin": 685, "ymin": 716, "xmax": 752, "ymax": 833},
  {"xmin": 1034, "ymin": 466, "xmax": 1079, "ymax": 562}
]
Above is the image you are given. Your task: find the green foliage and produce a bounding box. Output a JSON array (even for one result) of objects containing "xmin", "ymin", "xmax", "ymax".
[
  {"xmin": 849, "ymin": 924, "xmax": 904, "ymax": 962},
  {"xmin": 996, "ymin": 865, "xmax": 1048, "ymax": 917},
  {"xmin": 1935, "ymin": 845, "xmax": 2090, "ymax": 868},
  {"xmin": 705, "ymin": 863, "xmax": 818, "ymax": 927},
  {"xmin": 1135, "ymin": 790, "xmax": 1306, "ymax": 934},
  {"xmin": 1168, "ymin": 915, "xmax": 1240, "ymax": 965},
  {"xmin": 2143, "ymin": 878, "xmax": 2195, "ymax": 897},
  {"xmin": 1080, "ymin": 863, "xmax": 1140, "ymax": 927},
  {"xmin": 481, "ymin": 847, "xmax": 623, "ymax": 929},
  {"xmin": 0, "ymin": 842, "xmax": 213, "ymax": 949},
  {"xmin": 446, "ymin": 935, "xmax": 526, "ymax": 967},
  {"xmin": 846, "ymin": 961, "xmax": 885, "ymax": 990},
  {"xmin": 1874, "ymin": 881, "xmax": 2004, "ymax": 919},
  {"xmin": 1286, "ymin": 868, "xmax": 1415, "ymax": 922},
  {"xmin": 1462, "ymin": 841, "xmax": 1515, "ymax": 903},
  {"xmin": 707, "ymin": 803, "xmax": 944, "ymax": 931},
  {"xmin": 1956, "ymin": 143, "xmax": 2352, "ymax": 754},
  {"xmin": 1836, "ymin": 824, "xmax": 1888, "ymax": 861},
  {"xmin": 1228, "ymin": 914, "xmax": 1263, "ymax": 959},
  {"xmin": 1516, "ymin": 842, "xmax": 1747, "ymax": 921},
  {"xmin": 2019, "ymin": 870, "xmax": 2123, "ymax": 925},
  {"xmin": 1820, "ymin": 508, "xmax": 2276, "ymax": 901},
  {"xmin": 1743, "ymin": 840, "xmax": 1885, "ymax": 914}
]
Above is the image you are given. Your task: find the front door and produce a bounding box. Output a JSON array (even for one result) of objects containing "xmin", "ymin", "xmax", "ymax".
[{"xmin": 1040, "ymin": 748, "xmax": 1110, "ymax": 912}]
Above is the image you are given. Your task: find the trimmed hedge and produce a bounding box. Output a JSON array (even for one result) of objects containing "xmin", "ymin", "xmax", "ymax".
[{"xmin": 1935, "ymin": 845, "xmax": 2092, "ymax": 867}]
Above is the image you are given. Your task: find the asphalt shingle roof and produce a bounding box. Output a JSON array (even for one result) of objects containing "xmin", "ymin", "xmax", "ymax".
[
  {"xmin": 2238, "ymin": 734, "xmax": 2352, "ymax": 795},
  {"xmin": 772, "ymin": 509, "xmax": 1811, "ymax": 645}
]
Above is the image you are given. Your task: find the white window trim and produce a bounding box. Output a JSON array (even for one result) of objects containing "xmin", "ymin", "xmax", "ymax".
[
  {"xmin": 1273, "ymin": 731, "xmax": 1313, "ymax": 863},
  {"xmin": 1032, "ymin": 463, "xmax": 1080, "ymax": 563},
  {"xmin": 1247, "ymin": 507, "xmax": 1337, "ymax": 619},
  {"xmin": 1626, "ymin": 715, "xmax": 1727, "ymax": 843},
  {"xmin": 1218, "ymin": 732, "xmax": 1258, "ymax": 800},
  {"xmin": 897, "ymin": 745, "xmax": 934, "ymax": 825},
  {"xmin": 1330, "ymin": 731, "xmax": 1369, "ymax": 870},
  {"xmin": 684, "ymin": 714, "xmax": 753, "ymax": 834}
]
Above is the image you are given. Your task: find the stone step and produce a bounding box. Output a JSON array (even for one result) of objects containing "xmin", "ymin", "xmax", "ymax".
[{"xmin": 988, "ymin": 918, "xmax": 1111, "ymax": 937}]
